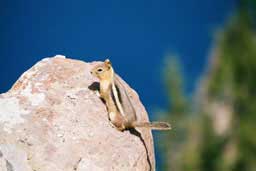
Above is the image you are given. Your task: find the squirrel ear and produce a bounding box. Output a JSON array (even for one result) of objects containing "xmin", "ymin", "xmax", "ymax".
[{"xmin": 104, "ymin": 59, "xmax": 112, "ymax": 66}]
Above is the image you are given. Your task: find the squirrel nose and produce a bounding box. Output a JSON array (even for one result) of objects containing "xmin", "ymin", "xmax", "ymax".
[{"xmin": 90, "ymin": 71, "xmax": 93, "ymax": 74}]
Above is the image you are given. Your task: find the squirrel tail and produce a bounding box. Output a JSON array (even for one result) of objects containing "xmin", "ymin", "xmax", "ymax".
[{"xmin": 132, "ymin": 121, "xmax": 171, "ymax": 130}]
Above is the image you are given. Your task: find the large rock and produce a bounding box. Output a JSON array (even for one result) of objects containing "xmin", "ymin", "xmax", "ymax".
[{"xmin": 0, "ymin": 55, "xmax": 155, "ymax": 171}]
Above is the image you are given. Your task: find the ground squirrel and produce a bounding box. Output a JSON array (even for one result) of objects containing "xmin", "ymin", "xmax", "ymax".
[{"xmin": 91, "ymin": 59, "xmax": 171, "ymax": 131}]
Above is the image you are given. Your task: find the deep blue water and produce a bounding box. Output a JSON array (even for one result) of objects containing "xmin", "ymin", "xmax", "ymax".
[{"xmin": 0, "ymin": 0, "xmax": 236, "ymax": 170}]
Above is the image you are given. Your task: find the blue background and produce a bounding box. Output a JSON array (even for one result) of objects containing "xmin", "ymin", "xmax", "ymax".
[{"xmin": 0, "ymin": 0, "xmax": 236, "ymax": 169}]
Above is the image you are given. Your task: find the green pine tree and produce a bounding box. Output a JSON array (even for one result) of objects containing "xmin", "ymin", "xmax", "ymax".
[
  {"xmin": 156, "ymin": 55, "xmax": 190, "ymax": 171},
  {"xmin": 157, "ymin": 1, "xmax": 256, "ymax": 171}
]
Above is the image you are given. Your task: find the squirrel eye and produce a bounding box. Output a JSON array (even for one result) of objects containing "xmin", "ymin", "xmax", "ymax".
[{"xmin": 97, "ymin": 68, "xmax": 103, "ymax": 72}]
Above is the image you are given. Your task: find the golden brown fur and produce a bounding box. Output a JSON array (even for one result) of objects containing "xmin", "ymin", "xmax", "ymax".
[{"xmin": 91, "ymin": 59, "xmax": 171, "ymax": 131}]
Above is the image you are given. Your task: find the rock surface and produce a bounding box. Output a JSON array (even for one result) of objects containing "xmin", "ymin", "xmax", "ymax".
[{"xmin": 0, "ymin": 55, "xmax": 155, "ymax": 171}]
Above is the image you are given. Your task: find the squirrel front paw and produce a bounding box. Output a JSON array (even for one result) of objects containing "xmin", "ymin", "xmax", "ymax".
[
  {"xmin": 95, "ymin": 91, "xmax": 100, "ymax": 97},
  {"xmin": 109, "ymin": 120, "xmax": 116, "ymax": 128}
]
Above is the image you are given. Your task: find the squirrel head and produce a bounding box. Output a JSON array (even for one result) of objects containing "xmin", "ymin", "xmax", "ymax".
[{"xmin": 91, "ymin": 59, "xmax": 113, "ymax": 80}]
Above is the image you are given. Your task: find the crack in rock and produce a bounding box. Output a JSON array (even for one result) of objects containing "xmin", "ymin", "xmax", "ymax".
[
  {"xmin": 6, "ymin": 159, "xmax": 14, "ymax": 171},
  {"xmin": 73, "ymin": 158, "xmax": 82, "ymax": 171}
]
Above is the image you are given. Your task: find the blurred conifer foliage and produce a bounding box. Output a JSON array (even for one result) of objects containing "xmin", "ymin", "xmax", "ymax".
[
  {"xmin": 158, "ymin": 1, "xmax": 256, "ymax": 170},
  {"xmin": 156, "ymin": 55, "xmax": 189, "ymax": 171}
]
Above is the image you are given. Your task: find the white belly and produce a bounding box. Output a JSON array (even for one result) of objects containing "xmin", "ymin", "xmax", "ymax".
[
  {"xmin": 101, "ymin": 80, "xmax": 110, "ymax": 93},
  {"xmin": 109, "ymin": 112, "xmax": 116, "ymax": 121}
]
